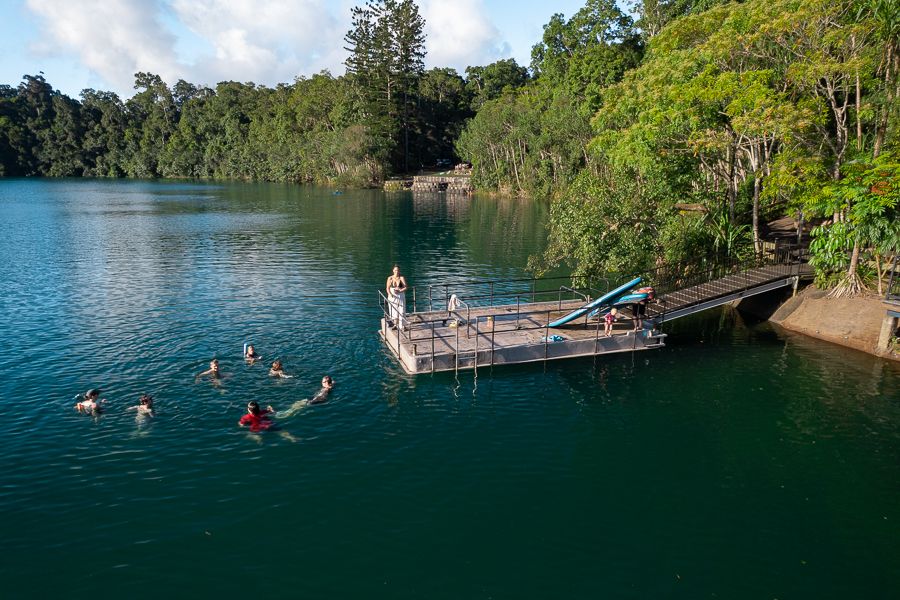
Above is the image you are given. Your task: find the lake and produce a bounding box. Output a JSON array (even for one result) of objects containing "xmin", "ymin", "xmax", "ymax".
[{"xmin": 0, "ymin": 178, "xmax": 897, "ymax": 598}]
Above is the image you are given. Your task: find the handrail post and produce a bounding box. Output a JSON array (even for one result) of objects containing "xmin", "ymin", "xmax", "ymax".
[
  {"xmin": 475, "ymin": 317, "xmax": 479, "ymax": 372},
  {"xmin": 544, "ymin": 312, "xmax": 550, "ymax": 362},
  {"xmin": 431, "ymin": 320, "xmax": 435, "ymax": 373},
  {"xmin": 490, "ymin": 282, "xmax": 494, "ymax": 307},
  {"xmin": 412, "ymin": 287, "xmax": 417, "ymax": 313},
  {"xmin": 490, "ymin": 316, "xmax": 496, "ymax": 367},
  {"xmin": 429, "ymin": 286, "xmax": 433, "ymax": 312},
  {"xmin": 455, "ymin": 319, "xmax": 460, "ymax": 373}
]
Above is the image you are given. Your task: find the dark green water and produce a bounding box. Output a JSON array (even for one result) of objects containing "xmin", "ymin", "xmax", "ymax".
[{"xmin": 0, "ymin": 179, "xmax": 898, "ymax": 598}]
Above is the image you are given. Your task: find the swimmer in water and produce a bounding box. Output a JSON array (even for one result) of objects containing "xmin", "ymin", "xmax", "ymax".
[
  {"xmin": 238, "ymin": 401, "xmax": 276, "ymax": 432},
  {"xmin": 275, "ymin": 375, "xmax": 334, "ymax": 418},
  {"xmin": 269, "ymin": 360, "xmax": 293, "ymax": 379},
  {"xmin": 196, "ymin": 359, "xmax": 222, "ymax": 380},
  {"xmin": 244, "ymin": 344, "xmax": 261, "ymax": 363},
  {"xmin": 309, "ymin": 375, "xmax": 334, "ymax": 405},
  {"xmin": 74, "ymin": 388, "xmax": 105, "ymax": 414},
  {"xmin": 127, "ymin": 394, "xmax": 155, "ymax": 417}
]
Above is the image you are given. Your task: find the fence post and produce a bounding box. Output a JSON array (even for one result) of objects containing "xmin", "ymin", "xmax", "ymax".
[
  {"xmin": 455, "ymin": 320, "xmax": 460, "ymax": 373},
  {"xmin": 544, "ymin": 312, "xmax": 550, "ymax": 362},
  {"xmin": 475, "ymin": 317, "xmax": 479, "ymax": 372},
  {"xmin": 490, "ymin": 316, "xmax": 496, "ymax": 367}
]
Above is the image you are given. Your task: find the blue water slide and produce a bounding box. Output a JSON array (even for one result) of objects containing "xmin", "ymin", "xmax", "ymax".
[
  {"xmin": 589, "ymin": 291, "xmax": 650, "ymax": 317},
  {"xmin": 548, "ymin": 277, "xmax": 642, "ymax": 328}
]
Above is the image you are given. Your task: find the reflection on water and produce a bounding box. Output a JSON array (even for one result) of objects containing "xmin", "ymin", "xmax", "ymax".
[{"xmin": 0, "ymin": 179, "xmax": 898, "ymax": 598}]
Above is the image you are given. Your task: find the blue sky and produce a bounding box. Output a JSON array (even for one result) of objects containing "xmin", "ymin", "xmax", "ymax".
[{"xmin": 0, "ymin": 0, "xmax": 589, "ymax": 98}]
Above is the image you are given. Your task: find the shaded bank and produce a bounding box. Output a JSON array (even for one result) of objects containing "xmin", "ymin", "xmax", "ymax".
[{"xmin": 736, "ymin": 287, "xmax": 900, "ymax": 361}]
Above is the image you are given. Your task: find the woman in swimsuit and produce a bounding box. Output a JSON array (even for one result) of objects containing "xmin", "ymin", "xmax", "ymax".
[{"xmin": 386, "ymin": 265, "xmax": 408, "ymax": 330}]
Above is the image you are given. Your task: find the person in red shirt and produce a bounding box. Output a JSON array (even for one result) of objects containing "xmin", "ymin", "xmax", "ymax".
[{"xmin": 238, "ymin": 401, "xmax": 276, "ymax": 432}]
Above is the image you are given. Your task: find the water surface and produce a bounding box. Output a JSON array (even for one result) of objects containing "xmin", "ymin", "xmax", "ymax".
[{"xmin": 0, "ymin": 179, "xmax": 897, "ymax": 598}]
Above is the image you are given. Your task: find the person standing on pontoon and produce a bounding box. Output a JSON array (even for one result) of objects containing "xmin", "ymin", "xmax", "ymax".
[{"xmin": 386, "ymin": 265, "xmax": 408, "ymax": 330}]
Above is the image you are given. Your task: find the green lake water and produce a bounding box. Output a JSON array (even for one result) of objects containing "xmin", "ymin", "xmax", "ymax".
[{"xmin": 0, "ymin": 179, "xmax": 897, "ymax": 598}]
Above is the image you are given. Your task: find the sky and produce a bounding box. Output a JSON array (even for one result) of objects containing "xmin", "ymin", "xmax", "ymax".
[{"xmin": 0, "ymin": 0, "xmax": 589, "ymax": 98}]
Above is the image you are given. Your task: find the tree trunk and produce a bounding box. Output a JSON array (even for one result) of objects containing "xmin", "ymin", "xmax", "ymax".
[
  {"xmin": 856, "ymin": 68, "xmax": 862, "ymax": 151},
  {"xmin": 873, "ymin": 45, "xmax": 895, "ymax": 159},
  {"xmin": 752, "ymin": 175, "xmax": 761, "ymax": 254}
]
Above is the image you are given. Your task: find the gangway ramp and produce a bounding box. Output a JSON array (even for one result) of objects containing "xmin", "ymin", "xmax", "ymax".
[{"xmin": 651, "ymin": 262, "xmax": 810, "ymax": 324}]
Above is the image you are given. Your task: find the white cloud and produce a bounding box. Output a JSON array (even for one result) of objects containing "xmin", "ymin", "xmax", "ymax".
[
  {"xmin": 22, "ymin": 0, "xmax": 513, "ymax": 96},
  {"xmin": 24, "ymin": 0, "xmax": 347, "ymax": 95},
  {"xmin": 171, "ymin": 0, "xmax": 345, "ymax": 84},
  {"xmin": 420, "ymin": 0, "xmax": 509, "ymax": 73},
  {"xmin": 25, "ymin": 0, "xmax": 184, "ymax": 93}
]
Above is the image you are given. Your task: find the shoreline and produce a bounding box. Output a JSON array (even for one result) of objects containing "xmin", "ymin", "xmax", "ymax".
[{"xmin": 741, "ymin": 286, "xmax": 900, "ymax": 362}]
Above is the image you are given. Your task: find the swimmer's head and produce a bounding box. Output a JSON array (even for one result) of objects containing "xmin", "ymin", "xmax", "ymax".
[
  {"xmin": 247, "ymin": 401, "xmax": 261, "ymax": 416},
  {"xmin": 140, "ymin": 394, "xmax": 153, "ymax": 407},
  {"xmin": 272, "ymin": 360, "xmax": 282, "ymax": 371},
  {"xmin": 86, "ymin": 389, "xmax": 101, "ymax": 399},
  {"xmin": 610, "ymin": 308, "xmax": 617, "ymax": 315},
  {"xmin": 247, "ymin": 345, "xmax": 255, "ymax": 354},
  {"xmin": 392, "ymin": 265, "xmax": 400, "ymax": 275},
  {"xmin": 210, "ymin": 359, "xmax": 219, "ymax": 370},
  {"xmin": 322, "ymin": 375, "xmax": 333, "ymax": 388}
]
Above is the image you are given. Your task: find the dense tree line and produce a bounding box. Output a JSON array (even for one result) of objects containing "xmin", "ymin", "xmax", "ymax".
[
  {"xmin": 0, "ymin": 0, "xmax": 525, "ymax": 186},
  {"xmin": 458, "ymin": 0, "xmax": 898, "ymax": 295},
  {"xmin": 1, "ymin": 0, "xmax": 896, "ymax": 294}
]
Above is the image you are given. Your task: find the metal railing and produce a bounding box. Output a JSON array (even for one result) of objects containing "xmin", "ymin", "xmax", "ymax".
[
  {"xmin": 377, "ymin": 275, "xmax": 611, "ymax": 349},
  {"xmin": 887, "ymin": 256, "xmax": 900, "ymax": 304},
  {"xmin": 637, "ymin": 243, "xmax": 807, "ymax": 322},
  {"xmin": 379, "ymin": 244, "xmax": 808, "ymax": 372},
  {"xmin": 380, "ymin": 297, "xmax": 650, "ymax": 373},
  {"xmin": 405, "ymin": 275, "xmax": 606, "ymax": 313}
]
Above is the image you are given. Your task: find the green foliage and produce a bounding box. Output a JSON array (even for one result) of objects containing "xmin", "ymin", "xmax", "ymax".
[
  {"xmin": 528, "ymin": 167, "xmax": 670, "ymax": 277},
  {"xmin": 465, "ymin": 59, "xmax": 529, "ymax": 111},
  {"xmin": 343, "ymin": 0, "xmax": 426, "ymax": 173},
  {"xmin": 807, "ymin": 153, "xmax": 900, "ymax": 288}
]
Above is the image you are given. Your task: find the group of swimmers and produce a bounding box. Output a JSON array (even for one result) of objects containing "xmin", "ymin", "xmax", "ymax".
[
  {"xmin": 73, "ymin": 343, "xmax": 335, "ymax": 433},
  {"xmin": 74, "ymin": 390, "xmax": 155, "ymax": 416}
]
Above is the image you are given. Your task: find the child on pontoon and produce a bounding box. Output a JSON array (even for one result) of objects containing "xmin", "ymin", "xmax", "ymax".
[{"xmin": 604, "ymin": 308, "xmax": 618, "ymax": 337}]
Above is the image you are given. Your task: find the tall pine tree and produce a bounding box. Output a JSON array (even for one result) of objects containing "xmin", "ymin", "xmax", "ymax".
[{"xmin": 344, "ymin": 0, "xmax": 425, "ymax": 174}]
